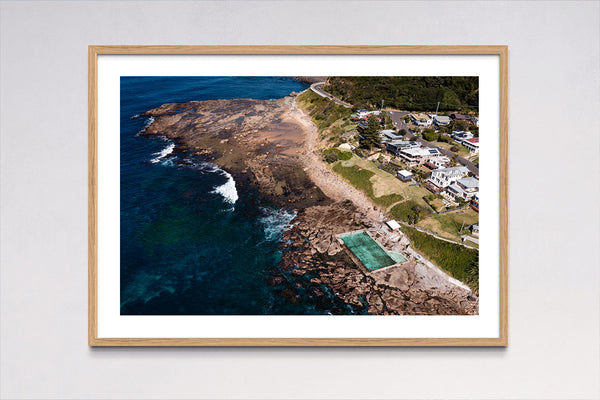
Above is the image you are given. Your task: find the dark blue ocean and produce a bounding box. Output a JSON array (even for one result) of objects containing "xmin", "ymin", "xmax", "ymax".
[{"xmin": 120, "ymin": 77, "xmax": 357, "ymax": 315}]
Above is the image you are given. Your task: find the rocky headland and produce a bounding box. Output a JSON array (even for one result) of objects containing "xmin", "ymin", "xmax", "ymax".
[{"xmin": 140, "ymin": 93, "xmax": 478, "ymax": 315}]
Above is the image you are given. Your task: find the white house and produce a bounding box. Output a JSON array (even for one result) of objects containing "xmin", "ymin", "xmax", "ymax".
[
  {"xmin": 452, "ymin": 130, "xmax": 474, "ymax": 142},
  {"xmin": 462, "ymin": 137, "xmax": 479, "ymax": 153},
  {"xmin": 426, "ymin": 155, "xmax": 451, "ymax": 169},
  {"xmin": 471, "ymin": 116, "xmax": 479, "ymax": 127},
  {"xmin": 433, "ymin": 115, "xmax": 451, "ymax": 126},
  {"xmin": 410, "ymin": 113, "xmax": 432, "ymax": 127},
  {"xmin": 379, "ymin": 129, "xmax": 403, "ymax": 143},
  {"xmin": 385, "ymin": 140, "xmax": 420, "ymax": 156},
  {"xmin": 446, "ymin": 177, "xmax": 479, "ymax": 201},
  {"xmin": 428, "ymin": 166, "xmax": 470, "ymax": 189},
  {"xmin": 398, "ymin": 147, "xmax": 441, "ymax": 166}
]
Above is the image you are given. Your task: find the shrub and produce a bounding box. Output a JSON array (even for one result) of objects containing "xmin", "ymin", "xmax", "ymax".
[
  {"xmin": 401, "ymin": 226, "xmax": 479, "ymax": 293},
  {"xmin": 422, "ymin": 130, "xmax": 439, "ymax": 142},
  {"xmin": 390, "ymin": 200, "xmax": 431, "ymax": 224},
  {"xmin": 324, "ymin": 152, "xmax": 339, "ymax": 163}
]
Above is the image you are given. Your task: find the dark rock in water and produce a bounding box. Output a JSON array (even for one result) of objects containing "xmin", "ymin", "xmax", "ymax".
[
  {"xmin": 277, "ymin": 288, "xmax": 299, "ymax": 304},
  {"xmin": 265, "ymin": 275, "xmax": 286, "ymax": 286}
]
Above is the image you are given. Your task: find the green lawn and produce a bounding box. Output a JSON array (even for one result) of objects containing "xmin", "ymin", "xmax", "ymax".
[
  {"xmin": 424, "ymin": 196, "xmax": 446, "ymax": 213},
  {"xmin": 389, "ymin": 200, "xmax": 432, "ymax": 224},
  {"xmin": 436, "ymin": 141, "xmax": 471, "ymax": 157},
  {"xmin": 417, "ymin": 208, "xmax": 479, "ymax": 242},
  {"xmin": 331, "ymin": 161, "xmax": 404, "ymax": 207},
  {"xmin": 349, "ymin": 157, "xmax": 431, "ymax": 207},
  {"xmin": 402, "ymin": 226, "xmax": 479, "ymax": 293}
]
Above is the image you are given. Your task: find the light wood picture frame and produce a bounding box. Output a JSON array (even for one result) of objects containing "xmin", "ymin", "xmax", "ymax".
[{"xmin": 89, "ymin": 45, "xmax": 508, "ymax": 346}]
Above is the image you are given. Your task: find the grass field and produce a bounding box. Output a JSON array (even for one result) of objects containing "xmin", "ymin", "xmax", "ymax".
[
  {"xmin": 436, "ymin": 141, "xmax": 471, "ymax": 157},
  {"xmin": 424, "ymin": 196, "xmax": 446, "ymax": 213},
  {"xmin": 417, "ymin": 208, "xmax": 479, "ymax": 242},
  {"xmin": 402, "ymin": 226, "xmax": 479, "ymax": 293},
  {"xmin": 331, "ymin": 161, "xmax": 404, "ymax": 207},
  {"xmin": 349, "ymin": 158, "xmax": 431, "ymax": 207},
  {"xmin": 389, "ymin": 199, "xmax": 432, "ymax": 224}
]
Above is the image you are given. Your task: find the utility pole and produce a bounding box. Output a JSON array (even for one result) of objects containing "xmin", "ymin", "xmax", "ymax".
[
  {"xmin": 381, "ymin": 99, "xmax": 384, "ymax": 110},
  {"xmin": 435, "ymin": 101, "xmax": 440, "ymax": 116}
]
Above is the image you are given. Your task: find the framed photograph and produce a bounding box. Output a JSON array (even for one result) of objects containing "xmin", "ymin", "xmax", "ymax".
[{"xmin": 89, "ymin": 45, "xmax": 508, "ymax": 346}]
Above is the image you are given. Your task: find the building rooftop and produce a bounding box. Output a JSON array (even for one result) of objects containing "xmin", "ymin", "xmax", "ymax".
[
  {"xmin": 398, "ymin": 169, "xmax": 412, "ymax": 178},
  {"xmin": 433, "ymin": 166, "xmax": 470, "ymax": 175},
  {"xmin": 386, "ymin": 220, "xmax": 401, "ymax": 230},
  {"xmin": 458, "ymin": 177, "xmax": 479, "ymax": 189},
  {"xmin": 402, "ymin": 147, "xmax": 440, "ymax": 157}
]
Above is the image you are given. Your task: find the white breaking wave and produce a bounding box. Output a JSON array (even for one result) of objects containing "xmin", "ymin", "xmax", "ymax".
[
  {"xmin": 136, "ymin": 116, "xmax": 155, "ymax": 136},
  {"xmin": 259, "ymin": 207, "xmax": 298, "ymax": 241},
  {"xmin": 145, "ymin": 116, "xmax": 155, "ymax": 127},
  {"xmin": 150, "ymin": 142, "xmax": 175, "ymax": 164},
  {"xmin": 181, "ymin": 159, "xmax": 239, "ymax": 207},
  {"xmin": 212, "ymin": 169, "xmax": 238, "ymax": 205}
]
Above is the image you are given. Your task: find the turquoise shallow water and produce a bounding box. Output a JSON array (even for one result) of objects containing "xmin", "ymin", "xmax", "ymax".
[
  {"xmin": 389, "ymin": 251, "xmax": 409, "ymax": 264},
  {"xmin": 340, "ymin": 232, "xmax": 395, "ymax": 271}
]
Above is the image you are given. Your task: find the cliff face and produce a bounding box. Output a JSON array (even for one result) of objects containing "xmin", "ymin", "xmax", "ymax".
[{"xmin": 141, "ymin": 95, "xmax": 331, "ymax": 209}]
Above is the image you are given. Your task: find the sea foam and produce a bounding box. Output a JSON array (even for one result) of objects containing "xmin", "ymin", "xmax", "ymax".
[
  {"xmin": 260, "ymin": 207, "xmax": 298, "ymax": 242},
  {"xmin": 212, "ymin": 169, "xmax": 239, "ymax": 205},
  {"xmin": 136, "ymin": 116, "xmax": 155, "ymax": 135},
  {"xmin": 181, "ymin": 159, "xmax": 239, "ymax": 207},
  {"xmin": 150, "ymin": 142, "xmax": 175, "ymax": 164}
]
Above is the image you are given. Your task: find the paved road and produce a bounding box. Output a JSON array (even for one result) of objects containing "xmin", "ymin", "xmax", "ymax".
[
  {"xmin": 309, "ymin": 87, "xmax": 479, "ymax": 176},
  {"xmin": 388, "ymin": 111, "xmax": 479, "ymax": 176},
  {"xmin": 310, "ymin": 82, "xmax": 352, "ymax": 108}
]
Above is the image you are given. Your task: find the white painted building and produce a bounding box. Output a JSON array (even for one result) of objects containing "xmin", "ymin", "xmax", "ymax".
[
  {"xmin": 398, "ymin": 147, "xmax": 441, "ymax": 166},
  {"xmin": 397, "ymin": 169, "xmax": 413, "ymax": 182},
  {"xmin": 433, "ymin": 115, "xmax": 451, "ymax": 126},
  {"xmin": 452, "ymin": 130, "xmax": 474, "ymax": 142},
  {"xmin": 410, "ymin": 113, "xmax": 433, "ymax": 127},
  {"xmin": 462, "ymin": 137, "xmax": 479, "ymax": 153},
  {"xmin": 447, "ymin": 177, "xmax": 479, "ymax": 201},
  {"xmin": 427, "ymin": 155, "xmax": 451, "ymax": 169},
  {"xmin": 379, "ymin": 129, "xmax": 403, "ymax": 143},
  {"xmin": 428, "ymin": 166, "xmax": 470, "ymax": 189}
]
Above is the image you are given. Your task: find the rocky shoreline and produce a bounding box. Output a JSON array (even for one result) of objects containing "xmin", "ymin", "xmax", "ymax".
[{"xmin": 140, "ymin": 93, "xmax": 478, "ymax": 315}]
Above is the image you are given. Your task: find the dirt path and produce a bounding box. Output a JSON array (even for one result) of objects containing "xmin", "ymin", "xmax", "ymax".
[{"xmin": 288, "ymin": 98, "xmax": 385, "ymax": 223}]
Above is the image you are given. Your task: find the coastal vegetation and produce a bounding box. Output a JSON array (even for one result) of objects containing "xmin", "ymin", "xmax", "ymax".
[
  {"xmin": 297, "ymin": 81, "xmax": 479, "ymax": 294},
  {"xmin": 401, "ymin": 226, "xmax": 479, "ymax": 293},
  {"xmin": 417, "ymin": 208, "xmax": 479, "ymax": 243},
  {"xmin": 332, "ymin": 161, "xmax": 404, "ymax": 207},
  {"xmin": 324, "ymin": 77, "xmax": 479, "ymax": 112},
  {"xmin": 296, "ymin": 90, "xmax": 353, "ymax": 132},
  {"xmin": 323, "ymin": 147, "xmax": 353, "ymax": 163},
  {"xmin": 389, "ymin": 200, "xmax": 432, "ymax": 224},
  {"xmin": 358, "ymin": 115, "xmax": 382, "ymax": 149}
]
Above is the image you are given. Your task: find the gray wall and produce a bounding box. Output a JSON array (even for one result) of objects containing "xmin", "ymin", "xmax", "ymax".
[{"xmin": 1, "ymin": 1, "xmax": 598, "ymax": 399}]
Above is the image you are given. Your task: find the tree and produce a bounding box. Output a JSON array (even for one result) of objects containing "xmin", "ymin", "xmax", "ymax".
[
  {"xmin": 450, "ymin": 120, "xmax": 470, "ymax": 132},
  {"xmin": 399, "ymin": 128, "xmax": 407, "ymax": 136},
  {"xmin": 359, "ymin": 115, "xmax": 381, "ymax": 149},
  {"xmin": 469, "ymin": 124, "xmax": 479, "ymax": 137},
  {"xmin": 380, "ymin": 112, "xmax": 393, "ymax": 129},
  {"xmin": 422, "ymin": 128, "xmax": 439, "ymax": 142}
]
